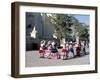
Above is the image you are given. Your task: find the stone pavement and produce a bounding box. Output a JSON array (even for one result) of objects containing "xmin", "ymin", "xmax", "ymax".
[{"xmin": 25, "ymin": 49, "xmax": 90, "ymax": 67}]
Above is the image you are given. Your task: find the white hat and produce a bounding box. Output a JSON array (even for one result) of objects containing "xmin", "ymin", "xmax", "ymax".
[
  {"xmin": 52, "ymin": 42, "xmax": 55, "ymax": 46},
  {"xmin": 40, "ymin": 44, "xmax": 44, "ymax": 47}
]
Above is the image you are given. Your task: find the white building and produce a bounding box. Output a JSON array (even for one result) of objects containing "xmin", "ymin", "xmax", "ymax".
[{"xmin": 26, "ymin": 12, "xmax": 56, "ymax": 50}]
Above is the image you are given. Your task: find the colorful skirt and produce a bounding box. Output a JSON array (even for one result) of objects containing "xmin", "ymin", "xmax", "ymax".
[
  {"xmin": 39, "ymin": 50, "xmax": 45, "ymax": 53},
  {"xmin": 62, "ymin": 48, "xmax": 67, "ymax": 52},
  {"xmin": 51, "ymin": 49, "xmax": 58, "ymax": 53}
]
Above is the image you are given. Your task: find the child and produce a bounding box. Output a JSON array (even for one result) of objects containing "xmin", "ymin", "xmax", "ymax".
[
  {"xmin": 80, "ymin": 41, "xmax": 86, "ymax": 56},
  {"xmin": 76, "ymin": 43, "xmax": 81, "ymax": 56},
  {"xmin": 39, "ymin": 40, "xmax": 46, "ymax": 58},
  {"xmin": 51, "ymin": 42, "xmax": 59, "ymax": 59},
  {"xmin": 66, "ymin": 43, "xmax": 69, "ymax": 58},
  {"xmin": 67, "ymin": 44, "xmax": 74, "ymax": 59},
  {"xmin": 73, "ymin": 42, "xmax": 78, "ymax": 57},
  {"xmin": 45, "ymin": 41, "xmax": 52, "ymax": 58},
  {"xmin": 61, "ymin": 43, "xmax": 67, "ymax": 60}
]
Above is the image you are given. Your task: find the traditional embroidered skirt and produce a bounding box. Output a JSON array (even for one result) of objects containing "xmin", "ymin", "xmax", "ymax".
[
  {"xmin": 51, "ymin": 48, "xmax": 58, "ymax": 53},
  {"xmin": 39, "ymin": 50, "xmax": 45, "ymax": 53},
  {"xmin": 62, "ymin": 48, "xmax": 67, "ymax": 52},
  {"xmin": 39, "ymin": 49, "xmax": 45, "ymax": 57},
  {"xmin": 76, "ymin": 47, "xmax": 80, "ymax": 52}
]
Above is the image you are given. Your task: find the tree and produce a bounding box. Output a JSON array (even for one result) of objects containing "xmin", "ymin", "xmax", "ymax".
[
  {"xmin": 70, "ymin": 16, "xmax": 89, "ymax": 42},
  {"xmin": 72, "ymin": 20, "xmax": 89, "ymax": 42},
  {"xmin": 49, "ymin": 13, "xmax": 89, "ymax": 43},
  {"xmin": 78, "ymin": 24, "xmax": 89, "ymax": 41},
  {"xmin": 49, "ymin": 14, "xmax": 73, "ymax": 42}
]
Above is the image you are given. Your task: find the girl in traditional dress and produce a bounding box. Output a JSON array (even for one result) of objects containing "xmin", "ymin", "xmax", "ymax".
[
  {"xmin": 45, "ymin": 41, "xmax": 52, "ymax": 58},
  {"xmin": 39, "ymin": 40, "xmax": 46, "ymax": 58},
  {"xmin": 51, "ymin": 42, "xmax": 59, "ymax": 59},
  {"xmin": 66, "ymin": 43, "xmax": 69, "ymax": 56},
  {"xmin": 67, "ymin": 44, "xmax": 74, "ymax": 59},
  {"xmin": 73, "ymin": 42, "xmax": 78, "ymax": 57},
  {"xmin": 76, "ymin": 43, "xmax": 81, "ymax": 56},
  {"xmin": 61, "ymin": 43, "xmax": 67, "ymax": 60},
  {"xmin": 79, "ymin": 41, "xmax": 86, "ymax": 56}
]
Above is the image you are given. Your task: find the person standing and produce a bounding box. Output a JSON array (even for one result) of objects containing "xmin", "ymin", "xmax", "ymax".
[
  {"xmin": 51, "ymin": 42, "xmax": 59, "ymax": 59},
  {"xmin": 61, "ymin": 43, "xmax": 67, "ymax": 60},
  {"xmin": 67, "ymin": 44, "xmax": 74, "ymax": 59},
  {"xmin": 39, "ymin": 40, "xmax": 46, "ymax": 58},
  {"xmin": 73, "ymin": 42, "xmax": 77, "ymax": 57}
]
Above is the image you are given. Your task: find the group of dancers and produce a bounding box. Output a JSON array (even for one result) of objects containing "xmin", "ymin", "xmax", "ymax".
[{"xmin": 39, "ymin": 40, "xmax": 89, "ymax": 60}]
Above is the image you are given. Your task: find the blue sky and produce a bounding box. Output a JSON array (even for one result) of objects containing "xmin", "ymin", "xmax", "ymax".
[{"xmin": 73, "ymin": 15, "xmax": 90, "ymax": 25}]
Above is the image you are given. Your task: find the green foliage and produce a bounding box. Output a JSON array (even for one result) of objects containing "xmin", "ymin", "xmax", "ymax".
[
  {"xmin": 50, "ymin": 14, "xmax": 73, "ymax": 39},
  {"xmin": 78, "ymin": 25, "xmax": 89, "ymax": 40},
  {"xmin": 49, "ymin": 13, "xmax": 89, "ymax": 41}
]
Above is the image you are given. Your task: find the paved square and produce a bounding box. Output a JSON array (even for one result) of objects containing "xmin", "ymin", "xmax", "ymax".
[{"xmin": 25, "ymin": 49, "xmax": 90, "ymax": 67}]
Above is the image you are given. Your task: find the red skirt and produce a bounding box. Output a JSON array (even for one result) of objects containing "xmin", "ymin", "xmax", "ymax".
[
  {"xmin": 39, "ymin": 50, "xmax": 45, "ymax": 53},
  {"xmin": 62, "ymin": 48, "xmax": 67, "ymax": 52},
  {"xmin": 76, "ymin": 47, "xmax": 80, "ymax": 52}
]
